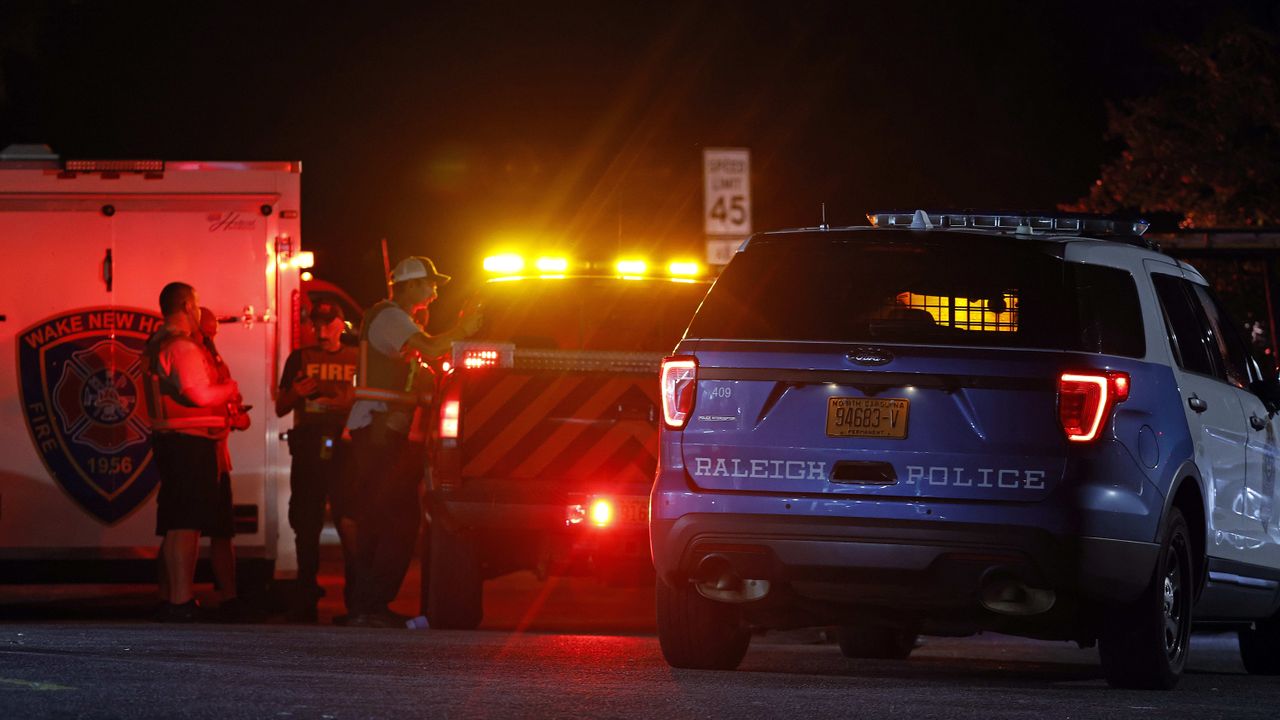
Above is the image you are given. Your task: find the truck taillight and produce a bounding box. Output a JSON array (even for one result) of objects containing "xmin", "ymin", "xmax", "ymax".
[
  {"xmin": 450, "ymin": 341, "xmax": 514, "ymax": 370},
  {"xmin": 1058, "ymin": 371, "xmax": 1130, "ymax": 442},
  {"xmin": 462, "ymin": 349, "xmax": 500, "ymax": 369},
  {"xmin": 590, "ymin": 499, "xmax": 613, "ymax": 527},
  {"xmin": 660, "ymin": 356, "xmax": 698, "ymax": 429},
  {"xmin": 440, "ymin": 399, "xmax": 460, "ymax": 439}
]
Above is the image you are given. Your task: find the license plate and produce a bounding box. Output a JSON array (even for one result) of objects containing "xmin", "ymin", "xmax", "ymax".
[
  {"xmin": 826, "ymin": 397, "xmax": 909, "ymax": 439},
  {"xmin": 615, "ymin": 496, "xmax": 648, "ymax": 524}
]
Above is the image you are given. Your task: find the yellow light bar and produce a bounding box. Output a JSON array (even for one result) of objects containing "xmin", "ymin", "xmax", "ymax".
[
  {"xmin": 291, "ymin": 251, "xmax": 315, "ymax": 269},
  {"xmin": 668, "ymin": 261, "xmax": 700, "ymax": 277},
  {"xmin": 535, "ymin": 256, "xmax": 569, "ymax": 273},
  {"xmin": 615, "ymin": 259, "xmax": 647, "ymax": 275},
  {"xmin": 483, "ymin": 254, "xmax": 525, "ymax": 274}
]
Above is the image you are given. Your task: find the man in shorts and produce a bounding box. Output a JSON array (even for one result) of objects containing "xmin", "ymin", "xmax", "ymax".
[{"xmin": 143, "ymin": 283, "xmax": 241, "ymax": 622}]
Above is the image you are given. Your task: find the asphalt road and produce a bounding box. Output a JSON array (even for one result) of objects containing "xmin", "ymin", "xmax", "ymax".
[
  {"xmin": 1, "ymin": 554, "xmax": 1277, "ymax": 719},
  {"xmin": 0, "ymin": 622, "xmax": 1275, "ymax": 720}
]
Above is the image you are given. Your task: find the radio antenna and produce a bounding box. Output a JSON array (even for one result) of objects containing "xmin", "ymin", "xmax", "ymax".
[{"xmin": 819, "ymin": 203, "xmax": 829, "ymax": 230}]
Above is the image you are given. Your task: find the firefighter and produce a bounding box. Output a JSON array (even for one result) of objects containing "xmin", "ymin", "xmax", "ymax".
[
  {"xmin": 143, "ymin": 284, "xmax": 240, "ymax": 622},
  {"xmin": 341, "ymin": 256, "xmax": 481, "ymax": 628},
  {"xmin": 275, "ymin": 302, "xmax": 357, "ymax": 622}
]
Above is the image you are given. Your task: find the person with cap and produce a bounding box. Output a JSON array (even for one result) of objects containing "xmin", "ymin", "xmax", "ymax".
[
  {"xmin": 275, "ymin": 301, "xmax": 358, "ymax": 622},
  {"xmin": 143, "ymin": 283, "xmax": 240, "ymax": 622},
  {"xmin": 342, "ymin": 256, "xmax": 482, "ymax": 628}
]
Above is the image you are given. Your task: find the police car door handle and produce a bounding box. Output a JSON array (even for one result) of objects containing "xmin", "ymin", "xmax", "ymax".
[
  {"xmin": 1250, "ymin": 414, "xmax": 1268, "ymax": 431},
  {"xmin": 1188, "ymin": 395, "xmax": 1208, "ymax": 413}
]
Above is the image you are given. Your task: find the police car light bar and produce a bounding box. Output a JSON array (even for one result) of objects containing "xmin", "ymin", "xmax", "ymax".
[{"xmin": 867, "ymin": 209, "xmax": 1152, "ymax": 241}]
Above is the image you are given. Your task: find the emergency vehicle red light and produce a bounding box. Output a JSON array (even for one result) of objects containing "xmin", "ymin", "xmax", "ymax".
[
  {"xmin": 590, "ymin": 499, "xmax": 613, "ymax": 527},
  {"xmin": 660, "ymin": 356, "xmax": 697, "ymax": 429},
  {"xmin": 440, "ymin": 399, "xmax": 460, "ymax": 439},
  {"xmin": 462, "ymin": 349, "xmax": 500, "ymax": 369},
  {"xmin": 64, "ymin": 159, "xmax": 165, "ymax": 173},
  {"xmin": 1059, "ymin": 371, "xmax": 1130, "ymax": 442}
]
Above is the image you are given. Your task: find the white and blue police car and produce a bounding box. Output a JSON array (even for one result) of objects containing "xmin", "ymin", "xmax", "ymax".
[{"xmin": 651, "ymin": 210, "xmax": 1280, "ymax": 689}]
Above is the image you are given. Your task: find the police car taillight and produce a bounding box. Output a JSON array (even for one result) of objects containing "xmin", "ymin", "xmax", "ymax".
[
  {"xmin": 1058, "ymin": 371, "xmax": 1130, "ymax": 442},
  {"xmin": 660, "ymin": 356, "xmax": 698, "ymax": 429}
]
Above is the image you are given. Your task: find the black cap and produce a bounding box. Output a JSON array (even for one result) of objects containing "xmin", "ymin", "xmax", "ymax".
[{"xmin": 310, "ymin": 301, "xmax": 344, "ymax": 325}]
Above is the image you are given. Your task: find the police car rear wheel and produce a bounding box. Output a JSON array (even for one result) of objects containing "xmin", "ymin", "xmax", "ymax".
[
  {"xmin": 427, "ymin": 522, "xmax": 483, "ymax": 630},
  {"xmin": 656, "ymin": 577, "xmax": 750, "ymax": 670},
  {"xmin": 836, "ymin": 624, "xmax": 917, "ymax": 660},
  {"xmin": 1098, "ymin": 508, "xmax": 1193, "ymax": 690},
  {"xmin": 1239, "ymin": 615, "xmax": 1280, "ymax": 674}
]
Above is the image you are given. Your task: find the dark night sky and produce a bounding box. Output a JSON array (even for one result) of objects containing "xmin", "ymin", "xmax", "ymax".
[{"xmin": 2, "ymin": 0, "xmax": 1277, "ymax": 306}]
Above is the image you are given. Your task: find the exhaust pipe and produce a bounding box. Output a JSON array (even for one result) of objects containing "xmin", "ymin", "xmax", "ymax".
[
  {"xmin": 980, "ymin": 572, "xmax": 1055, "ymax": 616},
  {"xmin": 693, "ymin": 554, "xmax": 769, "ymax": 604}
]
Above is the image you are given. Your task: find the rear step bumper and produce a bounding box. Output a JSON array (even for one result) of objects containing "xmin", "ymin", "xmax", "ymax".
[{"xmin": 653, "ymin": 513, "xmax": 1158, "ymax": 608}]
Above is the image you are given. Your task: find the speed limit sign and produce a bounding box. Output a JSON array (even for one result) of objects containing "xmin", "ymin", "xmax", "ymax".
[{"xmin": 703, "ymin": 148, "xmax": 751, "ymax": 237}]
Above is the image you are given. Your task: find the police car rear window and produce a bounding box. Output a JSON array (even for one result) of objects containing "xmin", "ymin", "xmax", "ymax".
[
  {"xmin": 475, "ymin": 278, "xmax": 709, "ymax": 352},
  {"xmin": 688, "ymin": 235, "xmax": 1144, "ymax": 357}
]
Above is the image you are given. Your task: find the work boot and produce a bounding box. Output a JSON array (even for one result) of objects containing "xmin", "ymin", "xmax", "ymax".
[{"xmin": 344, "ymin": 612, "xmax": 398, "ymax": 628}]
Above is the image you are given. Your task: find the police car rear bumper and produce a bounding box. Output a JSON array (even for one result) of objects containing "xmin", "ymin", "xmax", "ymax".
[{"xmin": 651, "ymin": 513, "xmax": 1158, "ymax": 608}]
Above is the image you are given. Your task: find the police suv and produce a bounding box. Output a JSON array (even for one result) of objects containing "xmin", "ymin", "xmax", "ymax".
[{"xmin": 651, "ymin": 211, "xmax": 1280, "ymax": 689}]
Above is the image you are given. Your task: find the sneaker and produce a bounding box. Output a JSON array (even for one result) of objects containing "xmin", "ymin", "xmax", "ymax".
[{"xmin": 157, "ymin": 600, "xmax": 202, "ymax": 623}]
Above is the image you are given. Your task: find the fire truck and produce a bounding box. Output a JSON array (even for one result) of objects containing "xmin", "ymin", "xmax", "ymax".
[
  {"xmin": 424, "ymin": 254, "xmax": 710, "ymax": 628},
  {"xmin": 0, "ymin": 144, "xmax": 306, "ymax": 591}
]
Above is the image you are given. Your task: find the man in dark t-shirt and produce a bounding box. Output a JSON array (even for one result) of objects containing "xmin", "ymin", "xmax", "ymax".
[{"xmin": 276, "ymin": 302, "xmax": 357, "ymax": 621}]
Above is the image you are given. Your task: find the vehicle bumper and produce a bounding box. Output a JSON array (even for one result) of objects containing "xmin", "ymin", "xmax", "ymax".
[
  {"xmin": 429, "ymin": 479, "xmax": 652, "ymax": 575},
  {"xmin": 651, "ymin": 511, "xmax": 1158, "ymax": 610}
]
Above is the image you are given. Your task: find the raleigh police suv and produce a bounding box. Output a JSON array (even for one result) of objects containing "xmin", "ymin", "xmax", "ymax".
[{"xmin": 651, "ymin": 210, "xmax": 1280, "ymax": 689}]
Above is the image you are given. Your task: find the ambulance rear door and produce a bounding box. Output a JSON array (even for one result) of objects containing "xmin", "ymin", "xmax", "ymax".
[{"xmin": 0, "ymin": 161, "xmax": 300, "ymax": 578}]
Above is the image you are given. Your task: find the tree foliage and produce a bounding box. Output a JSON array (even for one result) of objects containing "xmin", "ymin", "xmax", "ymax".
[{"xmin": 1072, "ymin": 26, "xmax": 1280, "ymax": 227}]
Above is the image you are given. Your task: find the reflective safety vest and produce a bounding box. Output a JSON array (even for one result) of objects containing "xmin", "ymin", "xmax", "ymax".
[
  {"xmin": 353, "ymin": 300, "xmax": 431, "ymax": 407},
  {"xmin": 142, "ymin": 327, "xmax": 230, "ymax": 439}
]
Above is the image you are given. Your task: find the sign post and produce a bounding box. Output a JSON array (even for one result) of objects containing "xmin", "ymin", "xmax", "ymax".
[{"xmin": 703, "ymin": 147, "xmax": 751, "ymax": 265}]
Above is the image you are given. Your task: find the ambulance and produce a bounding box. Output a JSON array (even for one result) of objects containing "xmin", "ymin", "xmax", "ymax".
[{"xmin": 0, "ymin": 144, "xmax": 305, "ymax": 592}]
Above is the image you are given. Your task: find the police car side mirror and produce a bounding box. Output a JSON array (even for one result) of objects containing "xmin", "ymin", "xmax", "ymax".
[{"xmin": 1250, "ymin": 378, "xmax": 1280, "ymax": 415}]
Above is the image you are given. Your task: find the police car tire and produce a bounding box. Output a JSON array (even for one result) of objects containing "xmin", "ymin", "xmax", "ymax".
[
  {"xmin": 836, "ymin": 625, "xmax": 917, "ymax": 660},
  {"xmin": 656, "ymin": 578, "xmax": 750, "ymax": 670},
  {"xmin": 1098, "ymin": 508, "xmax": 1193, "ymax": 690},
  {"xmin": 426, "ymin": 522, "xmax": 483, "ymax": 630},
  {"xmin": 1239, "ymin": 615, "xmax": 1280, "ymax": 675}
]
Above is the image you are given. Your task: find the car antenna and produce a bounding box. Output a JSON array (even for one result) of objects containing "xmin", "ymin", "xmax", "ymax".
[{"xmin": 819, "ymin": 203, "xmax": 829, "ymax": 231}]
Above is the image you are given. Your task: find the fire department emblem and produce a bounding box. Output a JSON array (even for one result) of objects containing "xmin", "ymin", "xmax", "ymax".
[{"xmin": 17, "ymin": 307, "xmax": 165, "ymax": 524}]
